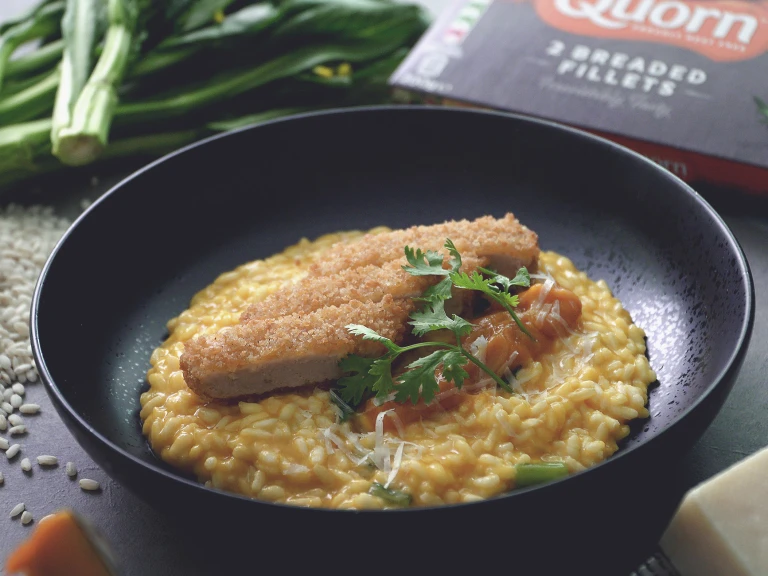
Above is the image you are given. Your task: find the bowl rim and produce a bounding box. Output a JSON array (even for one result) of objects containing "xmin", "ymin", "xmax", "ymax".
[{"xmin": 30, "ymin": 104, "xmax": 756, "ymax": 513}]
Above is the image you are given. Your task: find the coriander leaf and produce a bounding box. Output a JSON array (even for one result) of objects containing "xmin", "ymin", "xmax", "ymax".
[
  {"xmin": 395, "ymin": 350, "xmax": 447, "ymax": 404},
  {"xmin": 409, "ymin": 299, "xmax": 473, "ymax": 338},
  {"xmin": 479, "ymin": 266, "xmax": 531, "ymax": 290},
  {"xmin": 403, "ymin": 246, "xmax": 449, "ymax": 276},
  {"xmin": 369, "ymin": 356, "xmax": 396, "ymax": 399},
  {"xmin": 415, "ymin": 276, "xmax": 453, "ymax": 303},
  {"xmin": 498, "ymin": 292, "xmax": 520, "ymax": 308},
  {"xmin": 440, "ymin": 350, "xmax": 470, "ymax": 388},
  {"xmin": 345, "ymin": 324, "xmax": 401, "ymax": 353},
  {"xmin": 756, "ymin": 96, "xmax": 768, "ymax": 122},
  {"xmin": 444, "ymin": 238, "xmax": 462, "ymax": 272},
  {"xmin": 450, "ymin": 270, "xmax": 500, "ymax": 295},
  {"xmin": 337, "ymin": 355, "xmax": 377, "ymax": 405},
  {"xmin": 450, "ymin": 271, "xmax": 535, "ymax": 341}
]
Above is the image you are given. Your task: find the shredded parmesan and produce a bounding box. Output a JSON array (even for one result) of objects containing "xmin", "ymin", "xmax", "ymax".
[
  {"xmin": 469, "ymin": 335, "xmax": 488, "ymax": 363},
  {"xmin": 373, "ymin": 410, "xmax": 392, "ymax": 472},
  {"xmin": 385, "ymin": 442, "xmax": 406, "ymax": 488},
  {"xmin": 536, "ymin": 277, "xmax": 555, "ymax": 307}
]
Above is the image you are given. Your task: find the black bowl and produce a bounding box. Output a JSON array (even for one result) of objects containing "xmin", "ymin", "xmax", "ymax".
[{"xmin": 32, "ymin": 106, "xmax": 753, "ymax": 574}]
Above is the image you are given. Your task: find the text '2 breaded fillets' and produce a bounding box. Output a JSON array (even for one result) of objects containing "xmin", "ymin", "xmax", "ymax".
[{"xmin": 180, "ymin": 213, "xmax": 539, "ymax": 401}]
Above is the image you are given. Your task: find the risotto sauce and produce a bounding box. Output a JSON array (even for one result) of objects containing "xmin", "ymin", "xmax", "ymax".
[{"xmin": 140, "ymin": 230, "xmax": 655, "ymax": 509}]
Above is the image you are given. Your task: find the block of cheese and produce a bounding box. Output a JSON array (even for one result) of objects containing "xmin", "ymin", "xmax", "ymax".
[{"xmin": 659, "ymin": 445, "xmax": 768, "ymax": 576}]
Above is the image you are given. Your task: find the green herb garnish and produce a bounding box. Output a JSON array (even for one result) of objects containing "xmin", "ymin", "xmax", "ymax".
[
  {"xmin": 515, "ymin": 462, "xmax": 569, "ymax": 487},
  {"xmin": 337, "ymin": 239, "xmax": 533, "ymax": 407},
  {"xmin": 369, "ymin": 482, "xmax": 412, "ymax": 506}
]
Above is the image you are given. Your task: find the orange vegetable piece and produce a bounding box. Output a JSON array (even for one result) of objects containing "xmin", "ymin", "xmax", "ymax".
[
  {"xmin": 357, "ymin": 282, "xmax": 583, "ymax": 433},
  {"xmin": 6, "ymin": 510, "xmax": 116, "ymax": 576}
]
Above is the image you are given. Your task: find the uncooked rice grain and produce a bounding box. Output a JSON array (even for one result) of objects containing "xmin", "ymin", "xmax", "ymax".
[
  {"xmin": 9, "ymin": 425, "xmax": 26, "ymax": 435},
  {"xmin": 79, "ymin": 478, "xmax": 100, "ymax": 491},
  {"xmin": 1, "ymin": 402, "xmax": 12, "ymax": 413},
  {"xmin": 8, "ymin": 413, "xmax": 22, "ymax": 426},
  {"xmin": 0, "ymin": 437, "xmax": 8, "ymax": 450},
  {"xmin": 11, "ymin": 383, "xmax": 24, "ymax": 395},
  {"xmin": 0, "ymin": 414, "xmax": 5, "ymax": 431},
  {"xmin": 20, "ymin": 457, "xmax": 31, "ymax": 472},
  {"xmin": 10, "ymin": 503, "xmax": 24, "ymax": 518},
  {"xmin": 6, "ymin": 444, "xmax": 20, "ymax": 459},
  {"xmin": 66, "ymin": 462, "xmax": 77, "ymax": 477},
  {"xmin": 3, "ymin": 389, "xmax": 11, "ymax": 401},
  {"xmin": 0, "ymin": 204, "xmax": 71, "ymax": 387},
  {"xmin": 19, "ymin": 403, "xmax": 39, "ymax": 414},
  {"xmin": 21, "ymin": 511, "xmax": 32, "ymax": 525},
  {"xmin": 37, "ymin": 455, "xmax": 58, "ymax": 466},
  {"xmin": 10, "ymin": 393, "xmax": 21, "ymax": 408}
]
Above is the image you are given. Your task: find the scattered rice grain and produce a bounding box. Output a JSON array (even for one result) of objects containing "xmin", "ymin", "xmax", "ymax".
[
  {"xmin": 37, "ymin": 455, "xmax": 58, "ymax": 466},
  {"xmin": 6, "ymin": 444, "xmax": 20, "ymax": 459},
  {"xmin": 10, "ymin": 394, "xmax": 22, "ymax": 408},
  {"xmin": 0, "ymin": 437, "xmax": 8, "ymax": 450},
  {"xmin": 79, "ymin": 478, "xmax": 101, "ymax": 491},
  {"xmin": 19, "ymin": 403, "xmax": 39, "ymax": 414},
  {"xmin": 20, "ymin": 458, "xmax": 31, "ymax": 472},
  {"xmin": 9, "ymin": 425, "xmax": 26, "ymax": 436},
  {"xmin": 1, "ymin": 402, "xmax": 12, "ymax": 413},
  {"xmin": 8, "ymin": 414, "xmax": 22, "ymax": 426},
  {"xmin": 0, "ymin": 414, "xmax": 5, "ymax": 431},
  {"xmin": 21, "ymin": 511, "xmax": 33, "ymax": 525},
  {"xmin": 11, "ymin": 383, "xmax": 25, "ymax": 395},
  {"xmin": 9, "ymin": 503, "xmax": 24, "ymax": 518},
  {"xmin": 66, "ymin": 462, "xmax": 77, "ymax": 478},
  {"xmin": 0, "ymin": 204, "xmax": 70, "ymax": 387}
]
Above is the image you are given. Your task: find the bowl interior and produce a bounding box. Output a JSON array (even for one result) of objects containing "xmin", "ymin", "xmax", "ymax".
[{"xmin": 35, "ymin": 107, "xmax": 751, "ymax": 489}]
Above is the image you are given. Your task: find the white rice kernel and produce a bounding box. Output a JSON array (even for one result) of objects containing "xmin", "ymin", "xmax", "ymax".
[
  {"xmin": 21, "ymin": 511, "xmax": 33, "ymax": 525},
  {"xmin": 8, "ymin": 414, "xmax": 22, "ymax": 426},
  {"xmin": 10, "ymin": 503, "xmax": 24, "ymax": 518},
  {"xmin": 37, "ymin": 455, "xmax": 58, "ymax": 466},
  {"xmin": 20, "ymin": 458, "xmax": 31, "ymax": 472},
  {"xmin": 66, "ymin": 462, "xmax": 77, "ymax": 477},
  {"xmin": 6, "ymin": 444, "xmax": 20, "ymax": 459},
  {"xmin": 9, "ymin": 425, "xmax": 27, "ymax": 436},
  {"xmin": 10, "ymin": 394, "xmax": 22, "ymax": 408},
  {"xmin": 19, "ymin": 404, "xmax": 40, "ymax": 415},
  {"xmin": 79, "ymin": 478, "xmax": 101, "ymax": 491}
]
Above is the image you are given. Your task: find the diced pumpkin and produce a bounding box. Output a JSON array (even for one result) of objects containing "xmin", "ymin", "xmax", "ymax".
[{"xmin": 6, "ymin": 510, "xmax": 117, "ymax": 576}]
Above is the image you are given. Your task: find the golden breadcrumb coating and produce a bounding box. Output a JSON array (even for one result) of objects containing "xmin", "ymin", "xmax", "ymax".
[
  {"xmin": 309, "ymin": 213, "xmax": 538, "ymax": 277},
  {"xmin": 181, "ymin": 296, "xmax": 413, "ymax": 400},
  {"xmin": 240, "ymin": 255, "xmax": 487, "ymax": 324}
]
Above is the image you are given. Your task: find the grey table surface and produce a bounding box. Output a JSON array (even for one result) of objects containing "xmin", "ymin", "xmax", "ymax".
[{"xmin": 1, "ymin": 1, "xmax": 767, "ymax": 575}]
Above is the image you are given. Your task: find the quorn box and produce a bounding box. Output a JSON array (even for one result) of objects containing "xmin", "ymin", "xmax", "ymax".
[{"xmin": 389, "ymin": 0, "xmax": 768, "ymax": 195}]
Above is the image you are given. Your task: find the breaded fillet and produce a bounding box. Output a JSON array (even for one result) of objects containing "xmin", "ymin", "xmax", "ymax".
[
  {"xmin": 180, "ymin": 213, "xmax": 540, "ymax": 401},
  {"xmin": 181, "ymin": 297, "xmax": 413, "ymax": 401},
  {"xmin": 309, "ymin": 213, "xmax": 538, "ymax": 278},
  {"xmin": 240, "ymin": 254, "xmax": 487, "ymax": 324}
]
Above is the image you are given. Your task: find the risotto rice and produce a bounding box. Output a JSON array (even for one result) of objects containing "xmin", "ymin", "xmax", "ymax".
[{"xmin": 140, "ymin": 229, "xmax": 656, "ymax": 509}]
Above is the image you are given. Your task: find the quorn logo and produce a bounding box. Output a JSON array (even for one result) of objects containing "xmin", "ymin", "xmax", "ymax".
[{"xmin": 532, "ymin": 0, "xmax": 768, "ymax": 60}]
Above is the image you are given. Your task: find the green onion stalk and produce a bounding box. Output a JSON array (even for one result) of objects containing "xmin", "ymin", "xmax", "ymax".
[
  {"xmin": 0, "ymin": 0, "xmax": 431, "ymax": 189},
  {"xmin": 53, "ymin": 0, "xmax": 138, "ymax": 166},
  {"xmin": 0, "ymin": 1, "xmax": 64, "ymax": 89}
]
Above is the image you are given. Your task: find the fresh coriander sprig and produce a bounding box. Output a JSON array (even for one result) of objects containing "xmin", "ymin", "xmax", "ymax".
[
  {"xmin": 337, "ymin": 238, "xmax": 533, "ymax": 407},
  {"xmin": 451, "ymin": 268, "xmax": 534, "ymax": 339},
  {"xmin": 338, "ymin": 317, "xmax": 510, "ymax": 407}
]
